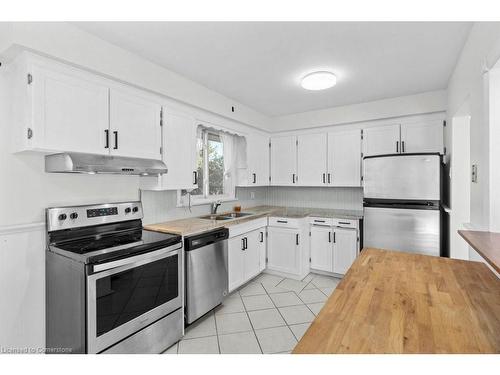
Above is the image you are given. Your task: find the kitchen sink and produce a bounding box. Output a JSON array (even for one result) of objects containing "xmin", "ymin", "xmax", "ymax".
[
  {"xmin": 199, "ymin": 214, "xmax": 233, "ymax": 221},
  {"xmin": 223, "ymin": 212, "xmax": 253, "ymax": 218},
  {"xmin": 199, "ymin": 212, "xmax": 253, "ymax": 220}
]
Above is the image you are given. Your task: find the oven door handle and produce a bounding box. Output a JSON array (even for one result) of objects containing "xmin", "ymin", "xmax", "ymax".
[{"xmin": 90, "ymin": 243, "xmax": 182, "ymax": 274}]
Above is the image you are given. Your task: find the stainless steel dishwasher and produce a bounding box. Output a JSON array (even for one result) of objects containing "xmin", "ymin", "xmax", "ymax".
[{"xmin": 184, "ymin": 228, "xmax": 229, "ymax": 324}]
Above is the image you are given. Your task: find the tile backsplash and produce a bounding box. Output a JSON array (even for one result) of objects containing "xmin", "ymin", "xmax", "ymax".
[
  {"xmin": 142, "ymin": 186, "xmax": 363, "ymax": 224},
  {"xmin": 265, "ymin": 186, "xmax": 363, "ymax": 210}
]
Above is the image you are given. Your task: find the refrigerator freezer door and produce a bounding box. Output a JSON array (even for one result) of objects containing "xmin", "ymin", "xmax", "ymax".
[
  {"xmin": 364, "ymin": 207, "xmax": 440, "ymax": 256},
  {"xmin": 363, "ymin": 154, "xmax": 440, "ymax": 200}
]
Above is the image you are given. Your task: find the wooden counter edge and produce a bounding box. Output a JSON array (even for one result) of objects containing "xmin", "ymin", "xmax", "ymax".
[{"xmin": 458, "ymin": 229, "xmax": 500, "ymax": 273}]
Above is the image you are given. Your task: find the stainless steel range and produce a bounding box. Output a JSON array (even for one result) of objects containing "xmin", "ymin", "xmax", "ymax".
[{"xmin": 45, "ymin": 201, "xmax": 183, "ymax": 354}]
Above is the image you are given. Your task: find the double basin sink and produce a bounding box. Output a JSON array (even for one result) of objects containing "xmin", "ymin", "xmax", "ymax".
[{"xmin": 199, "ymin": 212, "xmax": 254, "ymax": 221}]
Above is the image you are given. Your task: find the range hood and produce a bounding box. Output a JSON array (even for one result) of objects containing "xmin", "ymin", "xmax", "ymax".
[{"xmin": 45, "ymin": 152, "xmax": 168, "ymax": 176}]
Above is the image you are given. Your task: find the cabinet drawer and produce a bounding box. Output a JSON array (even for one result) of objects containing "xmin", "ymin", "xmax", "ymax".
[
  {"xmin": 268, "ymin": 217, "xmax": 302, "ymax": 228},
  {"xmin": 333, "ymin": 218, "xmax": 358, "ymax": 229},
  {"xmin": 308, "ymin": 217, "xmax": 334, "ymax": 226},
  {"xmin": 228, "ymin": 217, "xmax": 267, "ymax": 237}
]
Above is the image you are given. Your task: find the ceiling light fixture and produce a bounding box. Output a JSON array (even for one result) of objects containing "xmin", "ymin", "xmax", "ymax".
[{"xmin": 301, "ymin": 71, "xmax": 337, "ymax": 91}]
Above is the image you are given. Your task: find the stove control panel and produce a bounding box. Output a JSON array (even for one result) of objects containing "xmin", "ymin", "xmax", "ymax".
[
  {"xmin": 87, "ymin": 207, "xmax": 118, "ymax": 218},
  {"xmin": 47, "ymin": 202, "xmax": 143, "ymax": 232}
]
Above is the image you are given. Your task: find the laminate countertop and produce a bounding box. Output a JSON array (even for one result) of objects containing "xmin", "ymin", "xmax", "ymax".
[
  {"xmin": 458, "ymin": 230, "xmax": 500, "ymax": 273},
  {"xmin": 293, "ymin": 248, "xmax": 500, "ymax": 354},
  {"xmin": 144, "ymin": 205, "xmax": 363, "ymax": 237}
]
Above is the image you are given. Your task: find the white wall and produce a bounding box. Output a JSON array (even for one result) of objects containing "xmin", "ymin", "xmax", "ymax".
[
  {"xmin": 446, "ymin": 22, "xmax": 500, "ymax": 231},
  {"xmin": 269, "ymin": 90, "xmax": 446, "ymax": 132},
  {"xmin": 487, "ymin": 67, "xmax": 500, "ymax": 232}
]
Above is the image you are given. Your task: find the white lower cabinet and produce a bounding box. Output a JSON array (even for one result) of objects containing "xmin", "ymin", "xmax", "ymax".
[
  {"xmin": 309, "ymin": 223, "xmax": 359, "ymax": 276},
  {"xmin": 310, "ymin": 225, "xmax": 333, "ymax": 272},
  {"xmin": 267, "ymin": 218, "xmax": 309, "ymax": 280},
  {"xmin": 267, "ymin": 227, "xmax": 300, "ymax": 275},
  {"xmin": 332, "ymin": 227, "xmax": 358, "ymax": 275},
  {"xmin": 228, "ymin": 226, "xmax": 266, "ymax": 292}
]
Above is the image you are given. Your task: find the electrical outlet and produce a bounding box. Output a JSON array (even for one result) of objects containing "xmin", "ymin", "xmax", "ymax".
[
  {"xmin": 471, "ymin": 164, "xmax": 478, "ymax": 183},
  {"xmin": 250, "ymin": 191, "xmax": 255, "ymax": 200}
]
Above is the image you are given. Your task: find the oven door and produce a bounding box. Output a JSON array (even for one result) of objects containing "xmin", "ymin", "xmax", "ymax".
[{"xmin": 86, "ymin": 244, "xmax": 182, "ymax": 353}]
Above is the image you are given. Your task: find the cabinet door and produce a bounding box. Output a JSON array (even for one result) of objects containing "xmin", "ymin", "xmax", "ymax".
[
  {"xmin": 248, "ymin": 133, "xmax": 270, "ymax": 186},
  {"xmin": 328, "ymin": 130, "xmax": 361, "ymax": 187},
  {"xmin": 297, "ymin": 133, "xmax": 328, "ymax": 186},
  {"xmin": 244, "ymin": 231, "xmax": 262, "ymax": 280},
  {"xmin": 267, "ymin": 227, "xmax": 299, "ymax": 275},
  {"xmin": 400, "ymin": 121, "xmax": 444, "ymax": 154},
  {"xmin": 257, "ymin": 228, "xmax": 267, "ymax": 272},
  {"xmin": 161, "ymin": 110, "xmax": 198, "ymax": 189},
  {"xmin": 363, "ymin": 124, "xmax": 400, "ymax": 157},
  {"xmin": 333, "ymin": 227, "xmax": 358, "ymax": 275},
  {"xmin": 31, "ymin": 64, "xmax": 109, "ymax": 154},
  {"xmin": 310, "ymin": 226, "xmax": 333, "ymax": 272},
  {"xmin": 228, "ymin": 235, "xmax": 246, "ymax": 292},
  {"xmin": 109, "ymin": 89, "xmax": 161, "ymax": 160},
  {"xmin": 270, "ymin": 136, "xmax": 297, "ymax": 185}
]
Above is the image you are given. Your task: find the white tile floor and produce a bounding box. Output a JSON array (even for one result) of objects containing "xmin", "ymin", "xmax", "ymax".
[{"xmin": 163, "ymin": 272, "xmax": 341, "ymax": 354}]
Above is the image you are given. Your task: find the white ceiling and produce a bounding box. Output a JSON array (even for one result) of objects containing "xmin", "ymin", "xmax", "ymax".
[{"xmin": 75, "ymin": 22, "xmax": 472, "ymax": 117}]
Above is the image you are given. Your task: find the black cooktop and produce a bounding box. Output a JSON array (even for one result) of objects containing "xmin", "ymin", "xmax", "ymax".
[{"xmin": 50, "ymin": 220, "xmax": 181, "ymax": 264}]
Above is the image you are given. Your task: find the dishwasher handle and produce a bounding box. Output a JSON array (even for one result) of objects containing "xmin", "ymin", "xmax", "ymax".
[{"xmin": 184, "ymin": 228, "xmax": 229, "ymax": 251}]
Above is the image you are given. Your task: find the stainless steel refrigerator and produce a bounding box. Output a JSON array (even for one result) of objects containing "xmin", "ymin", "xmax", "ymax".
[{"xmin": 363, "ymin": 153, "xmax": 443, "ymax": 257}]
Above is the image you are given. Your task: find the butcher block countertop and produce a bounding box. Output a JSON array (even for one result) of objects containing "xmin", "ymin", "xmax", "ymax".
[
  {"xmin": 144, "ymin": 205, "xmax": 363, "ymax": 237},
  {"xmin": 293, "ymin": 248, "xmax": 500, "ymax": 354},
  {"xmin": 458, "ymin": 230, "xmax": 500, "ymax": 273}
]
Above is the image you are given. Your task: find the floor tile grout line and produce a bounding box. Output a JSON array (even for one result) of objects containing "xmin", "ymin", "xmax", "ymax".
[
  {"xmin": 261, "ymin": 280, "xmax": 298, "ymax": 350},
  {"xmin": 213, "ymin": 310, "xmax": 222, "ymax": 354},
  {"xmin": 240, "ymin": 285, "xmax": 265, "ymax": 354}
]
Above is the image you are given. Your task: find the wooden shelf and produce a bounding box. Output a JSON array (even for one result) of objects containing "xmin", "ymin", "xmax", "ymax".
[{"xmin": 458, "ymin": 230, "xmax": 500, "ymax": 273}]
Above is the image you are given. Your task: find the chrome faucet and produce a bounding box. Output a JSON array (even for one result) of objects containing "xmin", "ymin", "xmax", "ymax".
[{"xmin": 211, "ymin": 200, "xmax": 222, "ymax": 214}]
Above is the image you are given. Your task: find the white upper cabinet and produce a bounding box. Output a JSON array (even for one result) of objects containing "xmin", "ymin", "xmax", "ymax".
[
  {"xmin": 246, "ymin": 133, "xmax": 270, "ymax": 186},
  {"xmin": 30, "ymin": 63, "xmax": 109, "ymax": 154},
  {"xmin": 270, "ymin": 135, "xmax": 297, "ymax": 185},
  {"xmin": 327, "ymin": 129, "xmax": 361, "ymax": 187},
  {"xmin": 332, "ymin": 227, "xmax": 358, "ymax": 275},
  {"xmin": 363, "ymin": 124, "xmax": 401, "ymax": 157},
  {"xmin": 140, "ymin": 109, "xmax": 198, "ymax": 191},
  {"xmin": 109, "ymin": 89, "xmax": 161, "ymax": 160},
  {"xmin": 297, "ymin": 133, "xmax": 328, "ymax": 186},
  {"xmin": 14, "ymin": 54, "xmax": 165, "ymax": 160},
  {"xmin": 310, "ymin": 225, "xmax": 333, "ymax": 272},
  {"xmin": 400, "ymin": 120, "xmax": 444, "ymax": 154}
]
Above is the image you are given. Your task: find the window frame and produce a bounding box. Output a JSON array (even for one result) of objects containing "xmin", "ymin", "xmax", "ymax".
[{"xmin": 177, "ymin": 128, "xmax": 236, "ymax": 207}]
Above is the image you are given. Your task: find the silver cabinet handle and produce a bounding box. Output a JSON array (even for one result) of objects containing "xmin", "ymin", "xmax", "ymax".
[
  {"xmin": 328, "ymin": 173, "xmax": 331, "ymax": 184},
  {"xmin": 396, "ymin": 141, "xmax": 399, "ymax": 153},
  {"xmin": 296, "ymin": 233, "xmax": 299, "ymax": 245},
  {"xmin": 328, "ymin": 231, "xmax": 331, "ymax": 243},
  {"xmin": 402, "ymin": 141, "xmax": 405, "ymax": 153}
]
